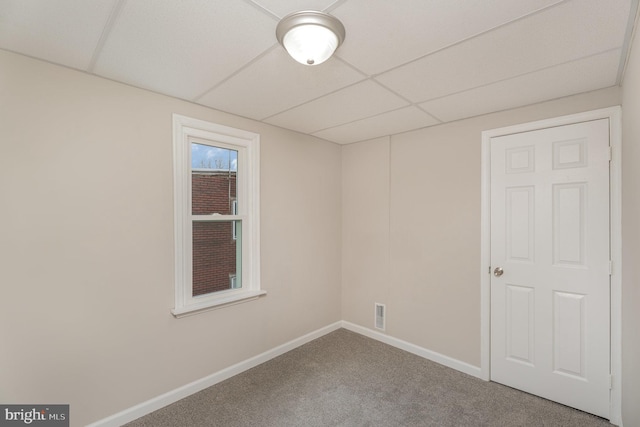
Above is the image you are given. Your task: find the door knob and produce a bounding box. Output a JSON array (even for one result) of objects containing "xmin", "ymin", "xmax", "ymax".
[{"xmin": 493, "ymin": 267, "xmax": 504, "ymax": 277}]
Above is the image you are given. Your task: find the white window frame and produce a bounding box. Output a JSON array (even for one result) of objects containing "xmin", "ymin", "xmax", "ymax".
[{"xmin": 172, "ymin": 114, "xmax": 263, "ymax": 317}]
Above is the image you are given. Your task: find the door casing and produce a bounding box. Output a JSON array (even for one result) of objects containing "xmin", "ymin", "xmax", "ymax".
[{"xmin": 480, "ymin": 106, "xmax": 622, "ymax": 425}]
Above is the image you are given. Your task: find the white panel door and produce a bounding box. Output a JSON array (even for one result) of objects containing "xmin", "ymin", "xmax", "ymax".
[{"xmin": 490, "ymin": 119, "xmax": 610, "ymax": 418}]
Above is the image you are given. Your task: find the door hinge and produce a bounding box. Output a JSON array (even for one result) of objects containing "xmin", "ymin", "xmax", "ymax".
[
  {"xmin": 608, "ymin": 146, "xmax": 613, "ymax": 161},
  {"xmin": 609, "ymin": 375, "xmax": 613, "ymax": 390}
]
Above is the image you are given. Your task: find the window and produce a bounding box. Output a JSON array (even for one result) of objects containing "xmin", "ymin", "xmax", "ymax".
[{"xmin": 172, "ymin": 114, "xmax": 263, "ymax": 317}]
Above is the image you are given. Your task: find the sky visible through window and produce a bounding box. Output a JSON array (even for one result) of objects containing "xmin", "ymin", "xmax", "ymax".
[{"xmin": 192, "ymin": 142, "xmax": 238, "ymax": 171}]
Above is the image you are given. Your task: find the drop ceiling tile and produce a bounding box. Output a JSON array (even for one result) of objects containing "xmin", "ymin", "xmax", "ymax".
[
  {"xmin": 420, "ymin": 49, "xmax": 621, "ymax": 123},
  {"xmin": 197, "ymin": 49, "xmax": 365, "ymax": 120},
  {"xmin": 0, "ymin": 0, "xmax": 118, "ymax": 70},
  {"xmin": 264, "ymin": 80, "xmax": 409, "ymax": 134},
  {"xmin": 251, "ymin": 0, "xmax": 337, "ymax": 17},
  {"xmin": 332, "ymin": 0, "xmax": 564, "ymax": 75},
  {"xmin": 377, "ymin": 0, "xmax": 630, "ymax": 102},
  {"xmin": 313, "ymin": 106, "xmax": 440, "ymax": 145},
  {"xmin": 93, "ymin": 0, "xmax": 276, "ymax": 100}
]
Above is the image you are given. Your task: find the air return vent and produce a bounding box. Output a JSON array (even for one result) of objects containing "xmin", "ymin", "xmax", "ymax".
[{"xmin": 375, "ymin": 303, "xmax": 386, "ymax": 330}]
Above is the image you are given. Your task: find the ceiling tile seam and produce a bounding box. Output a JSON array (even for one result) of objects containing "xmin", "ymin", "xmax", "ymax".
[
  {"xmin": 370, "ymin": 77, "xmax": 441, "ymax": 122},
  {"xmin": 617, "ymin": 0, "xmax": 640, "ymax": 84},
  {"xmin": 368, "ymin": 0, "xmax": 572, "ymax": 79},
  {"xmin": 368, "ymin": 75, "xmax": 412, "ymax": 106},
  {"xmin": 333, "ymin": 55, "xmax": 372, "ymax": 79},
  {"xmin": 246, "ymin": 0, "xmax": 347, "ymax": 19},
  {"xmin": 191, "ymin": 44, "xmax": 281, "ymax": 103},
  {"xmin": 414, "ymin": 46, "xmax": 623, "ymax": 106},
  {"xmin": 86, "ymin": 0, "xmax": 127, "ymax": 73},
  {"xmin": 320, "ymin": 115, "xmax": 443, "ymax": 145},
  {"xmin": 258, "ymin": 76, "xmax": 371, "ymax": 121},
  {"xmin": 324, "ymin": 0, "xmax": 350, "ymax": 14},
  {"xmin": 308, "ymin": 104, "xmax": 429, "ymax": 136},
  {"xmin": 359, "ymin": 120, "xmax": 441, "ymax": 145},
  {"xmin": 244, "ymin": 0, "xmax": 280, "ymax": 20},
  {"xmin": 0, "ymin": 47, "xmax": 96, "ymax": 74},
  {"xmin": 415, "ymin": 105, "xmax": 444, "ymax": 124}
]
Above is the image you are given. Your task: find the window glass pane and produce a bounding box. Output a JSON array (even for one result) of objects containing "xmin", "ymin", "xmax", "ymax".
[
  {"xmin": 191, "ymin": 143, "xmax": 238, "ymax": 215},
  {"xmin": 192, "ymin": 221, "xmax": 241, "ymax": 296}
]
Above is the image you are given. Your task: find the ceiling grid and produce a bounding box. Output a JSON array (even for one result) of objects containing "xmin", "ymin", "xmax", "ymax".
[{"xmin": 0, "ymin": 0, "xmax": 635, "ymax": 144}]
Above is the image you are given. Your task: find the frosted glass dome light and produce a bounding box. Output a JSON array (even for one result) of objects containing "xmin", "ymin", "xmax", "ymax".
[{"xmin": 276, "ymin": 11, "xmax": 346, "ymax": 66}]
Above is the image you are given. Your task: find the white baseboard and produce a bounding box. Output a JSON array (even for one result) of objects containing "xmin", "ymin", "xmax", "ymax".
[
  {"xmin": 87, "ymin": 321, "xmax": 342, "ymax": 427},
  {"xmin": 341, "ymin": 321, "xmax": 483, "ymax": 379},
  {"xmin": 88, "ymin": 320, "xmax": 482, "ymax": 426}
]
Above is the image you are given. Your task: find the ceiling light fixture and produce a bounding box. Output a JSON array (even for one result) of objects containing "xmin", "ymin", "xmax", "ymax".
[{"xmin": 276, "ymin": 10, "xmax": 346, "ymax": 66}]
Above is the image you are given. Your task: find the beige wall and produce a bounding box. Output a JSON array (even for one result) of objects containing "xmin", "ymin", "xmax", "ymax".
[
  {"xmin": 342, "ymin": 138, "xmax": 391, "ymax": 328},
  {"xmin": 621, "ymin": 20, "xmax": 640, "ymax": 426},
  {"xmin": 342, "ymin": 87, "xmax": 622, "ymax": 366},
  {"xmin": 0, "ymin": 50, "xmax": 342, "ymax": 426}
]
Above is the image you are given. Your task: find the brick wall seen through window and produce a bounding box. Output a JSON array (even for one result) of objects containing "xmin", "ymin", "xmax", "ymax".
[{"xmin": 192, "ymin": 171, "xmax": 237, "ymax": 296}]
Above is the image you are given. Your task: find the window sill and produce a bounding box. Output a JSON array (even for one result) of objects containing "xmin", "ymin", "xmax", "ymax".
[{"xmin": 171, "ymin": 289, "xmax": 267, "ymax": 318}]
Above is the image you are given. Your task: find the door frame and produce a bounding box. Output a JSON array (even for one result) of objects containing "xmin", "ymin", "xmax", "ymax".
[{"xmin": 480, "ymin": 106, "xmax": 622, "ymax": 424}]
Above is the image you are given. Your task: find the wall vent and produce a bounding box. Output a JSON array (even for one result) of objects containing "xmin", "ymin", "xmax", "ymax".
[{"xmin": 375, "ymin": 303, "xmax": 386, "ymax": 330}]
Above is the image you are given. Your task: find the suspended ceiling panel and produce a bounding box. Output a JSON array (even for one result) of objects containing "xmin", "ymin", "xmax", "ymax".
[{"xmin": 0, "ymin": 0, "xmax": 116, "ymax": 69}]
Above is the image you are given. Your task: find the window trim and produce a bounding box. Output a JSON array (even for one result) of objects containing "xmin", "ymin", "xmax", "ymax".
[{"xmin": 172, "ymin": 114, "xmax": 263, "ymax": 318}]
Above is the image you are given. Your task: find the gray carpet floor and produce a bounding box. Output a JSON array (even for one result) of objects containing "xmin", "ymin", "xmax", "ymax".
[{"xmin": 124, "ymin": 329, "xmax": 610, "ymax": 426}]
